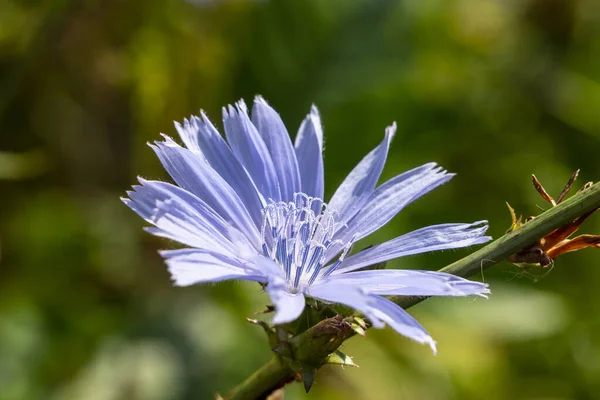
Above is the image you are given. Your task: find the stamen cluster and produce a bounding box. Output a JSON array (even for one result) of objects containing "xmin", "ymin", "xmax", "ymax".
[{"xmin": 261, "ymin": 193, "xmax": 354, "ymax": 291}]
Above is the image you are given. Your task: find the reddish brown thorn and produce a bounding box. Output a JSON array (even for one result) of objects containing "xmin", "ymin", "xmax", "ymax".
[
  {"xmin": 546, "ymin": 234, "xmax": 600, "ymax": 259},
  {"xmin": 532, "ymin": 174, "xmax": 556, "ymax": 206},
  {"xmin": 543, "ymin": 207, "xmax": 599, "ymax": 250},
  {"xmin": 556, "ymin": 169, "xmax": 580, "ymax": 204}
]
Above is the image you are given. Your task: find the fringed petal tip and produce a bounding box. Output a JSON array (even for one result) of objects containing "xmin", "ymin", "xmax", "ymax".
[
  {"xmin": 455, "ymin": 285, "xmax": 491, "ymax": 299},
  {"xmin": 309, "ymin": 104, "xmax": 320, "ymax": 116},
  {"xmin": 426, "ymin": 338, "xmax": 438, "ymax": 355},
  {"xmin": 157, "ymin": 248, "xmax": 184, "ymax": 258},
  {"xmin": 444, "ymin": 277, "xmax": 491, "ymax": 298},
  {"xmin": 370, "ymin": 318, "xmax": 437, "ymax": 355},
  {"xmin": 142, "ymin": 226, "xmax": 158, "ymax": 235},
  {"xmin": 254, "ymin": 94, "xmax": 268, "ymax": 106},
  {"xmin": 475, "ymin": 287, "xmax": 492, "ymax": 299},
  {"xmin": 146, "ymin": 137, "xmax": 177, "ymax": 153},
  {"xmin": 476, "ymin": 235, "xmax": 493, "ymax": 244},
  {"xmin": 235, "ymin": 99, "xmax": 249, "ymax": 113},
  {"xmin": 223, "ymin": 103, "xmax": 242, "ymax": 117},
  {"xmin": 135, "ymin": 177, "xmax": 151, "ymax": 186},
  {"xmin": 472, "ymin": 220, "xmax": 490, "ymax": 229},
  {"xmin": 385, "ymin": 122, "xmax": 397, "ymax": 140},
  {"xmin": 158, "ymin": 134, "xmax": 177, "ymax": 144},
  {"xmin": 441, "ymin": 172, "xmax": 456, "ymax": 182},
  {"xmin": 170, "ymin": 276, "xmax": 189, "ymax": 287},
  {"xmin": 467, "ymin": 220, "xmax": 493, "ymax": 244},
  {"xmin": 163, "ymin": 256, "xmax": 193, "ymax": 287}
]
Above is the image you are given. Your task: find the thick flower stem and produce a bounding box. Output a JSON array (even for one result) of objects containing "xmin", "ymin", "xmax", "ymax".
[
  {"xmin": 226, "ymin": 182, "xmax": 600, "ymax": 400},
  {"xmin": 224, "ymin": 357, "xmax": 294, "ymax": 400}
]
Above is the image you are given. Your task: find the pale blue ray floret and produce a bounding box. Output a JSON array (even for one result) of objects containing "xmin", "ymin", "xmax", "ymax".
[{"xmin": 123, "ymin": 96, "xmax": 492, "ymax": 353}]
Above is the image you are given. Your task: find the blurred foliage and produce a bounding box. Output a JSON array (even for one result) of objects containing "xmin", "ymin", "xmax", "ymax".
[{"xmin": 2, "ymin": 0, "xmax": 600, "ymax": 399}]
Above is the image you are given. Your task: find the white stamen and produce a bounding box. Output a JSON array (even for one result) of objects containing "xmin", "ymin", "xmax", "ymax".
[{"xmin": 260, "ymin": 193, "xmax": 355, "ymax": 291}]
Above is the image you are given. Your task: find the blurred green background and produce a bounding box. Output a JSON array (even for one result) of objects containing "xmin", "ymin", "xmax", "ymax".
[{"xmin": 2, "ymin": 0, "xmax": 600, "ymax": 399}]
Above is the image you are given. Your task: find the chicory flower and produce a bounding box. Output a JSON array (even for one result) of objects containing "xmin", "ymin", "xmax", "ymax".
[{"xmin": 123, "ymin": 96, "xmax": 491, "ymax": 352}]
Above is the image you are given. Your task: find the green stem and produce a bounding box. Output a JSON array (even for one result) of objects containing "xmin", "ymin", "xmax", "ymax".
[
  {"xmin": 225, "ymin": 358, "xmax": 293, "ymax": 400},
  {"xmin": 226, "ymin": 182, "xmax": 600, "ymax": 400},
  {"xmin": 441, "ymin": 181, "xmax": 600, "ymax": 278}
]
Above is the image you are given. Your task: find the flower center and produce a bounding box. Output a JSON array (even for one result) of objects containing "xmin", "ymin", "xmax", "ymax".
[{"xmin": 260, "ymin": 193, "xmax": 354, "ymax": 292}]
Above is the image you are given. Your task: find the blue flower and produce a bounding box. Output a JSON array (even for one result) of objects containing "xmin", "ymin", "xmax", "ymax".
[{"xmin": 123, "ymin": 96, "xmax": 491, "ymax": 353}]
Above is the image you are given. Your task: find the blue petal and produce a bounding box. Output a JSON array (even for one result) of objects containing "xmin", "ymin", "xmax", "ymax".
[
  {"xmin": 328, "ymin": 124, "xmax": 395, "ymax": 224},
  {"xmin": 313, "ymin": 270, "xmax": 490, "ymax": 297},
  {"xmin": 332, "ymin": 222, "xmax": 491, "ymax": 275},
  {"xmin": 161, "ymin": 249, "xmax": 268, "ymax": 286},
  {"xmin": 123, "ymin": 180, "xmax": 252, "ymax": 256},
  {"xmin": 251, "ymin": 96, "xmax": 302, "ymax": 202},
  {"xmin": 151, "ymin": 139, "xmax": 260, "ymax": 248},
  {"xmin": 345, "ymin": 163, "xmax": 453, "ymax": 241},
  {"xmin": 367, "ymin": 295, "xmax": 437, "ymax": 353},
  {"xmin": 294, "ymin": 105, "xmax": 325, "ymax": 202},
  {"xmin": 223, "ymin": 101, "xmax": 281, "ymax": 202},
  {"xmin": 175, "ymin": 114, "xmax": 264, "ymax": 227},
  {"xmin": 265, "ymin": 276, "xmax": 306, "ymax": 324},
  {"xmin": 323, "ymin": 163, "xmax": 449, "ymax": 262},
  {"xmin": 174, "ymin": 118, "xmax": 202, "ymax": 154},
  {"xmin": 307, "ymin": 284, "xmax": 436, "ymax": 353}
]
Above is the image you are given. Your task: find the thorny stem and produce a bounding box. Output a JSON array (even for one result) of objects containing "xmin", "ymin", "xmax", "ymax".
[
  {"xmin": 225, "ymin": 182, "xmax": 600, "ymax": 400},
  {"xmin": 223, "ymin": 358, "xmax": 294, "ymax": 400}
]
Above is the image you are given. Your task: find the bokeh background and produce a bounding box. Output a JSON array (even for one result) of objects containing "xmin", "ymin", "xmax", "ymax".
[{"xmin": 2, "ymin": 0, "xmax": 600, "ymax": 399}]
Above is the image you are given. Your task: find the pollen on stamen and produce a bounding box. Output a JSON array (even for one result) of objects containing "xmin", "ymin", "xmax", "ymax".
[{"xmin": 260, "ymin": 193, "xmax": 355, "ymax": 290}]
